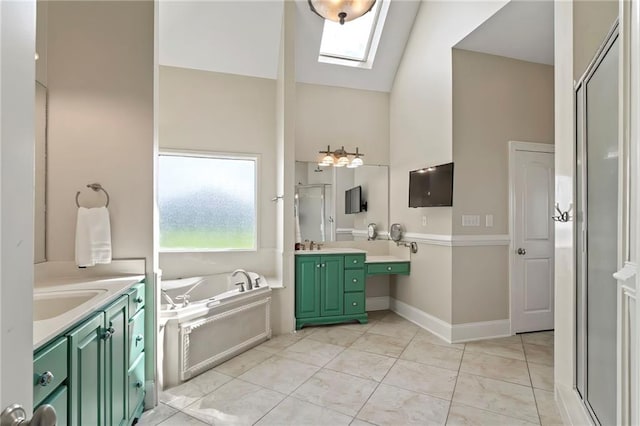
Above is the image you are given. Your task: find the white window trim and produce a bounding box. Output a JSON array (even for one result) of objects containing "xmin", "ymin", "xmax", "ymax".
[
  {"xmin": 318, "ymin": 0, "xmax": 390, "ymax": 70},
  {"xmin": 158, "ymin": 148, "xmax": 260, "ymax": 253}
]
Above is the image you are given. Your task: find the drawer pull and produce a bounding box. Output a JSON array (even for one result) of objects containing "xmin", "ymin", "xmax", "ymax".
[
  {"xmin": 352, "ymin": 278, "xmax": 357, "ymax": 283},
  {"xmin": 134, "ymin": 296, "xmax": 143, "ymax": 303},
  {"xmin": 135, "ymin": 381, "xmax": 144, "ymax": 389},
  {"xmin": 38, "ymin": 371, "xmax": 54, "ymax": 387},
  {"xmin": 103, "ymin": 326, "xmax": 116, "ymax": 340},
  {"xmin": 136, "ymin": 335, "xmax": 144, "ymax": 343},
  {"xmin": 387, "ymin": 266, "xmax": 392, "ymax": 271},
  {"xmin": 353, "ymin": 260, "xmax": 358, "ymax": 264},
  {"xmin": 317, "ymin": 264, "xmax": 321, "ymax": 268},
  {"xmin": 352, "ymin": 302, "xmax": 358, "ymax": 306}
]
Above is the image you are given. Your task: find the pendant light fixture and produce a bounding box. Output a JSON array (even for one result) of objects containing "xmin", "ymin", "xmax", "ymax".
[{"xmin": 308, "ymin": 0, "xmax": 377, "ymax": 25}]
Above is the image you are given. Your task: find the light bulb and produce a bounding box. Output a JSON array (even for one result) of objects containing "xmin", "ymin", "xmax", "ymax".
[
  {"xmin": 349, "ymin": 156, "xmax": 363, "ymax": 168},
  {"xmin": 336, "ymin": 156, "xmax": 350, "ymax": 167},
  {"xmin": 321, "ymin": 154, "xmax": 334, "ymax": 165}
]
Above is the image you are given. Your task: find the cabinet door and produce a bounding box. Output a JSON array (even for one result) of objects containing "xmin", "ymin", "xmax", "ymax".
[
  {"xmin": 105, "ymin": 296, "xmax": 128, "ymax": 426},
  {"xmin": 68, "ymin": 312, "xmax": 105, "ymax": 426},
  {"xmin": 295, "ymin": 256, "xmax": 321, "ymax": 318},
  {"xmin": 320, "ymin": 256, "xmax": 344, "ymax": 317}
]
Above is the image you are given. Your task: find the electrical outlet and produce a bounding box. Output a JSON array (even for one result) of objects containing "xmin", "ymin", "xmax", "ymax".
[
  {"xmin": 485, "ymin": 214, "xmax": 494, "ymax": 227},
  {"xmin": 462, "ymin": 215, "xmax": 480, "ymax": 227},
  {"xmin": 422, "ymin": 216, "xmax": 427, "ymax": 226}
]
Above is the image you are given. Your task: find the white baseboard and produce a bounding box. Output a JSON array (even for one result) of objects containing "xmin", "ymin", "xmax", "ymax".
[
  {"xmin": 389, "ymin": 298, "xmax": 452, "ymax": 342},
  {"xmin": 556, "ymin": 383, "xmax": 593, "ymax": 426},
  {"xmin": 388, "ymin": 297, "xmax": 512, "ymax": 343},
  {"xmin": 366, "ymin": 296, "xmax": 390, "ymax": 311},
  {"xmin": 450, "ymin": 319, "xmax": 511, "ymax": 342}
]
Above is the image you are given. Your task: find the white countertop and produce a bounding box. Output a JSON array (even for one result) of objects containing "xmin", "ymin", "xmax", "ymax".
[
  {"xmin": 365, "ymin": 255, "xmax": 410, "ymax": 264},
  {"xmin": 33, "ymin": 274, "xmax": 144, "ymax": 349},
  {"xmin": 294, "ymin": 248, "xmax": 367, "ymax": 255}
]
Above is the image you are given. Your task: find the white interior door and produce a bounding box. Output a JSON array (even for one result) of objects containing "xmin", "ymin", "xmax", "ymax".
[
  {"xmin": 511, "ymin": 144, "xmax": 555, "ymax": 333},
  {"xmin": 0, "ymin": 0, "xmax": 36, "ymax": 416}
]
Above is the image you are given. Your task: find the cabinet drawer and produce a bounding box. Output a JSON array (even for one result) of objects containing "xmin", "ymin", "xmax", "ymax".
[
  {"xmin": 39, "ymin": 385, "xmax": 68, "ymax": 426},
  {"xmin": 344, "ymin": 254, "xmax": 366, "ymax": 269},
  {"xmin": 344, "ymin": 292, "xmax": 365, "ymax": 315},
  {"xmin": 128, "ymin": 353, "xmax": 145, "ymax": 422},
  {"xmin": 344, "ymin": 269, "xmax": 365, "ymax": 292},
  {"xmin": 33, "ymin": 337, "xmax": 68, "ymax": 406},
  {"xmin": 128, "ymin": 281, "xmax": 145, "ymax": 317},
  {"xmin": 366, "ymin": 262, "xmax": 410, "ymax": 276},
  {"xmin": 129, "ymin": 309, "xmax": 145, "ymax": 366}
]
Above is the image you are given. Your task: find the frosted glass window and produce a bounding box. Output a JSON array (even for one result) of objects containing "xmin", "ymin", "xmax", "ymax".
[
  {"xmin": 159, "ymin": 153, "xmax": 257, "ymax": 251},
  {"xmin": 319, "ymin": 0, "xmax": 381, "ymax": 62}
]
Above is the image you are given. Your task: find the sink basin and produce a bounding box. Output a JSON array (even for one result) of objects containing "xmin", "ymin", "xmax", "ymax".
[{"xmin": 33, "ymin": 289, "xmax": 107, "ymax": 321}]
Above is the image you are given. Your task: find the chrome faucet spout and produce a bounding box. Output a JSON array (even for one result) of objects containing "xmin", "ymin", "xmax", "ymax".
[
  {"xmin": 232, "ymin": 269, "xmax": 253, "ymax": 290},
  {"xmin": 161, "ymin": 290, "xmax": 177, "ymax": 309}
]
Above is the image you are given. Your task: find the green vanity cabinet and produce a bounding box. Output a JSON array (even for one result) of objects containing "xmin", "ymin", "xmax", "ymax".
[
  {"xmin": 295, "ymin": 253, "xmax": 367, "ymax": 329},
  {"xmin": 105, "ymin": 296, "xmax": 129, "ymax": 426}
]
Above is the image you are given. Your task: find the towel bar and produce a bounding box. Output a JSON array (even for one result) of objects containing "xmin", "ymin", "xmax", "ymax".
[{"xmin": 76, "ymin": 183, "xmax": 110, "ymax": 208}]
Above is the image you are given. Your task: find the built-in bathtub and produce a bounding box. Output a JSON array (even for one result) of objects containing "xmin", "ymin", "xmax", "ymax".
[{"xmin": 160, "ymin": 272, "xmax": 271, "ymax": 388}]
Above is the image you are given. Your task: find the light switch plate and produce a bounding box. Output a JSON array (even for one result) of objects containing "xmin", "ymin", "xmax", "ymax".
[
  {"xmin": 485, "ymin": 214, "xmax": 494, "ymax": 227},
  {"xmin": 462, "ymin": 215, "xmax": 480, "ymax": 227}
]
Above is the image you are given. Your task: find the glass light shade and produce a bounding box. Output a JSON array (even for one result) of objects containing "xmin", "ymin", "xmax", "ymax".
[
  {"xmin": 348, "ymin": 156, "xmax": 363, "ymax": 168},
  {"xmin": 321, "ymin": 154, "xmax": 334, "ymax": 165},
  {"xmin": 336, "ymin": 156, "xmax": 350, "ymax": 167},
  {"xmin": 308, "ymin": 0, "xmax": 376, "ymax": 25}
]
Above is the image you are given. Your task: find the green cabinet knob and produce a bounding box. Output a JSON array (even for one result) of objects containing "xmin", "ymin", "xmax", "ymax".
[
  {"xmin": 135, "ymin": 381, "xmax": 143, "ymax": 389},
  {"xmin": 352, "ymin": 302, "xmax": 357, "ymax": 306},
  {"xmin": 134, "ymin": 296, "xmax": 143, "ymax": 303},
  {"xmin": 387, "ymin": 266, "xmax": 392, "ymax": 271},
  {"xmin": 38, "ymin": 371, "xmax": 54, "ymax": 387},
  {"xmin": 352, "ymin": 278, "xmax": 357, "ymax": 283},
  {"xmin": 353, "ymin": 260, "xmax": 358, "ymax": 264}
]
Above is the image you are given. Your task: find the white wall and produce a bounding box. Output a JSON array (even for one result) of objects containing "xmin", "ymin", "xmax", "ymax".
[
  {"xmin": 158, "ymin": 66, "xmax": 278, "ymax": 279},
  {"xmin": 389, "ymin": 1, "xmax": 507, "ymax": 324}
]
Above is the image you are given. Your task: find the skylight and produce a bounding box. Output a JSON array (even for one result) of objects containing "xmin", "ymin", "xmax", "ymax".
[{"xmin": 318, "ymin": 0, "xmax": 387, "ymax": 68}]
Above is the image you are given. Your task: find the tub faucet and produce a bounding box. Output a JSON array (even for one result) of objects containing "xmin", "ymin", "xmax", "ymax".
[
  {"xmin": 232, "ymin": 269, "xmax": 253, "ymax": 290},
  {"xmin": 161, "ymin": 290, "xmax": 177, "ymax": 310}
]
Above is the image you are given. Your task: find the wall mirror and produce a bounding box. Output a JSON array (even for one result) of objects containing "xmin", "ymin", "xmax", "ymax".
[
  {"xmin": 35, "ymin": 81, "xmax": 47, "ymax": 263},
  {"xmin": 294, "ymin": 161, "xmax": 389, "ymax": 243}
]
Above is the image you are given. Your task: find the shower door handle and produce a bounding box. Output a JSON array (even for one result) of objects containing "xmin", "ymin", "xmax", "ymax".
[{"xmin": 517, "ymin": 248, "xmax": 527, "ymax": 255}]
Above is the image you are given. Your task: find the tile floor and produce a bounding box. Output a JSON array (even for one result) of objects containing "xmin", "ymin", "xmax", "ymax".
[{"xmin": 139, "ymin": 311, "xmax": 563, "ymax": 426}]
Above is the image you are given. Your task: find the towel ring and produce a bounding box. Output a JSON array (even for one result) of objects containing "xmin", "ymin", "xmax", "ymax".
[{"xmin": 76, "ymin": 183, "xmax": 110, "ymax": 208}]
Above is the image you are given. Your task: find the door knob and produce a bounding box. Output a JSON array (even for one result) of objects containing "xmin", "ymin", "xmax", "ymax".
[
  {"xmin": 1, "ymin": 404, "xmax": 56, "ymax": 426},
  {"xmin": 517, "ymin": 248, "xmax": 527, "ymax": 255}
]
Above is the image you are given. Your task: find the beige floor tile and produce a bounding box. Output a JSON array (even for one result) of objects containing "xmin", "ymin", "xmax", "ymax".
[
  {"xmin": 292, "ymin": 369, "xmax": 378, "ymax": 417},
  {"xmin": 446, "ymin": 403, "xmax": 537, "ymax": 425},
  {"xmin": 383, "ymin": 359, "xmax": 457, "ymax": 400},
  {"xmin": 255, "ymin": 334, "xmax": 302, "ymax": 354},
  {"xmin": 534, "ymin": 388, "xmax": 564, "ymax": 426},
  {"xmin": 182, "ymin": 379, "xmax": 285, "ymax": 425},
  {"xmin": 159, "ymin": 370, "xmax": 233, "ymax": 409},
  {"xmin": 521, "ymin": 331, "xmax": 554, "ymax": 347},
  {"xmin": 474, "ymin": 335, "xmax": 523, "ymax": 346},
  {"xmin": 307, "ymin": 326, "xmax": 363, "ymax": 347},
  {"xmin": 464, "ymin": 339, "xmax": 525, "ymax": 361},
  {"xmin": 414, "ymin": 329, "xmax": 465, "ymax": 350},
  {"xmin": 255, "ymin": 396, "xmax": 353, "ymax": 426},
  {"xmin": 213, "ymin": 348, "xmax": 273, "ymax": 377},
  {"xmin": 401, "ymin": 339, "xmax": 464, "ymax": 371},
  {"xmin": 158, "ymin": 412, "xmax": 207, "ymax": 426},
  {"xmin": 351, "ymin": 332, "xmax": 412, "ymax": 358},
  {"xmin": 357, "ymin": 384, "xmax": 450, "ymax": 425},
  {"xmin": 325, "ymin": 348, "xmax": 396, "ymax": 382},
  {"xmin": 525, "ymin": 343, "xmax": 554, "ymax": 366},
  {"xmin": 528, "ymin": 362, "xmax": 554, "ymax": 391},
  {"xmin": 367, "ymin": 319, "xmax": 419, "ymax": 340},
  {"xmin": 380, "ymin": 312, "xmax": 409, "ymax": 323},
  {"xmin": 452, "ymin": 373, "xmax": 538, "ymax": 423},
  {"xmin": 137, "ymin": 403, "xmax": 178, "ymax": 425},
  {"xmin": 460, "ymin": 351, "xmax": 531, "ymax": 386},
  {"xmin": 238, "ymin": 356, "xmax": 319, "ymax": 394},
  {"xmin": 334, "ymin": 320, "xmax": 377, "ymax": 333},
  {"xmin": 279, "ymin": 337, "xmax": 345, "ymax": 367},
  {"xmin": 350, "ymin": 419, "xmax": 377, "ymax": 426},
  {"xmin": 367, "ymin": 310, "xmax": 392, "ymax": 321}
]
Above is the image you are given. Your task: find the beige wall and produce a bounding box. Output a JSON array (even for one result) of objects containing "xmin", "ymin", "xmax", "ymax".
[
  {"xmin": 295, "ymin": 83, "xmax": 390, "ymax": 165},
  {"xmin": 452, "ymin": 49, "xmax": 554, "ymax": 236},
  {"xmin": 573, "ymin": 0, "xmax": 618, "ymax": 81},
  {"xmin": 46, "ymin": 1, "xmax": 154, "ymax": 264},
  {"xmin": 389, "ymin": 1, "xmax": 507, "ymax": 323},
  {"xmin": 158, "ymin": 66, "xmax": 278, "ymax": 278},
  {"xmin": 450, "ymin": 50, "xmax": 554, "ymax": 325}
]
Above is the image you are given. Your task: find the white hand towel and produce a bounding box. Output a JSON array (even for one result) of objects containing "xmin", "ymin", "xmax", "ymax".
[{"xmin": 75, "ymin": 206, "xmax": 112, "ymax": 267}]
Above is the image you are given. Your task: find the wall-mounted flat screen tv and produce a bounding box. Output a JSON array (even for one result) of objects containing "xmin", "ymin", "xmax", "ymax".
[
  {"xmin": 345, "ymin": 185, "xmax": 367, "ymax": 214},
  {"xmin": 409, "ymin": 162, "xmax": 454, "ymax": 207}
]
